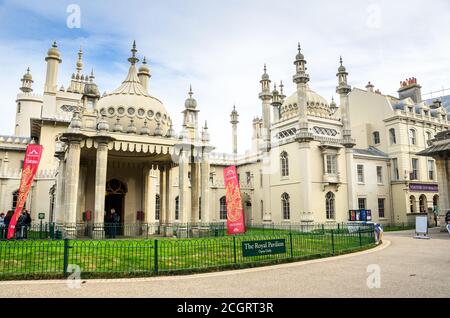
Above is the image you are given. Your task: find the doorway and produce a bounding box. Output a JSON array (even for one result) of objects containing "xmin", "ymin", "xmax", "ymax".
[{"xmin": 105, "ymin": 179, "xmax": 127, "ymax": 236}]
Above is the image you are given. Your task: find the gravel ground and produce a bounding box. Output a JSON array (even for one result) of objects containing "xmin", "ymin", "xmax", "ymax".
[{"xmin": 0, "ymin": 228, "xmax": 448, "ymax": 298}]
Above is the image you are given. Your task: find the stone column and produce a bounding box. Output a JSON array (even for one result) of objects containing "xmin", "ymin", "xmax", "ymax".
[
  {"xmin": 54, "ymin": 153, "xmax": 66, "ymax": 224},
  {"xmin": 179, "ymin": 149, "xmax": 190, "ymax": 223},
  {"xmin": 165, "ymin": 165, "xmax": 172, "ymax": 223},
  {"xmin": 144, "ymin": 168, "xmax": 157, "ymax": 234},
  {"xmin": 200, "ymin": 151, "xmax": 211, "ymax": 224},
  {"xmin": 159, "ymin": 167, "xmax": 167, "ymax": 223},
  {"xmin": 93, "ymin": 140, "xmax": 108, "ymax": 239},
  {"xmin": 191, "ymin": 161, "xmax": 200, "ymax": 223},
  {"xmin": 299, "ymin": 142, "xmax": 312, "ymax": 221},
  {"xmin": 436, "ymin": 158, "xmax": 449, "ymax": 231},
  {"xmin": 0, "ymin": 153, "xmax": 9, "ymax": 213},
  {"xmin": 64, "ymin": 139, "xmax": 82, "ymax": 238},
  {"xmin": 345, "ymin": 148, "xmax": 357, "ymax": 210}
]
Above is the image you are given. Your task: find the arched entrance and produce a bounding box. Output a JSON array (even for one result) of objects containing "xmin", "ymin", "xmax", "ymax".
[{"xmin": 105, "ymin": 179, "xmax": 127, "ymax": 235}]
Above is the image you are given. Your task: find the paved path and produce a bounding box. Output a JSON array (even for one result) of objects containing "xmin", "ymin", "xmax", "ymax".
[{"xmin": 0, "ymin": 228, "xmax": 449, "ymax": 298}]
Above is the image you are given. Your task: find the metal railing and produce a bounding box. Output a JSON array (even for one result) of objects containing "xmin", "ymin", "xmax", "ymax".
[{"xmin": 0, "ymin": 224, "xmax": 376, "ymax": 279}]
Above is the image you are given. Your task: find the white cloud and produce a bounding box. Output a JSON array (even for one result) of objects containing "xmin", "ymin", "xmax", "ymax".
[{"xmin": 0, "ymin": 0, "xmax": 449, "ymax": 152}]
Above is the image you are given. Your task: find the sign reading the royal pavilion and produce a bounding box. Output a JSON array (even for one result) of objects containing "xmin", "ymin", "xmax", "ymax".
[{"xmin": 242, "ymin": 239, "xmax": 286, "ymax": 257}]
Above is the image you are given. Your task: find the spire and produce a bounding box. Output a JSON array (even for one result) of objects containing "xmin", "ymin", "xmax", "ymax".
[
  {"xmin": 76, "ymin": 47, "xmax": 83, "ymax": 74},
  {"xmin": 336, "ymin": 56, "xmax": 351, "ymax": 95},
  {"xmin": 20, "ymin": 67, "xmax": 34, "ymax": 92},
  {"xmin": 230, "ymin": 105, "xmax": 239, "ymax": 124},
  {"xmin": 128, "ymin": 40, "xmax": 139, "ymax": 65},
  {"xmin": 184, "ymin": 85, "xmax": 197, "ymax": 109},
  {"xmin": 293, "ymin": 42, "xmax": 309, "ymax": 85},
  {"xmin": 279, "ymin": 80, "xmax": 286, "ymax": 100}
]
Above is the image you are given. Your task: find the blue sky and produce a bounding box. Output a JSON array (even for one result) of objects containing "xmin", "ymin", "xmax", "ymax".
[{"xmin": 1, "ymin": 0, "xmax": 450, "ymax": 153}]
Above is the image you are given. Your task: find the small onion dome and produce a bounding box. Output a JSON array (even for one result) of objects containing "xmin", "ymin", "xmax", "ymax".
[
  {"xmin": 127, "ymin": 119, "xmax": 137, "ymax": 134},
  {"xmin": 97, "ymin": 115, "xmax": 110, "ymax": 132},
  {"xmin": 166, "ymin": 123, "xmax": 174, "ymax": 138},
  {"xmin": 338, "ymin": 56, "xmax": 346, "ymax": 72},
  {"xmin": 69, "ymin": 110, "xmax": 82, "ymax": 130},
  {"xmin": 184, "ymin": 85, "xmax": 197, "ymax": 109},
  {"xmin": 140, "ymin": 120, "xmax": 150, "ymax": 135},
  {"xmin": 23, "ymin": 68, "xmax": 33, "ymax": 81},
  {"xmin": 46, "ymin": 41, "xmax": 61, "ymax": 61},
  {"xmin": 296, "ymin": 43, "xmax": 304, "ymax": 60},
  {"xmin": 261, "ymin": 64, "xmax": 270, "ymax": 81},
  {"xmin": 84, "ymin": 70, "xmax": 100, "ymax": 97},
  {"xmin": 113, "ymin": 118, "xmax": 123, "ymax": 132},
  {"xmin": 138, "ymin": 57, "xmax": 151, "ymax": 75},
  {"xmin": 330, "ymin": 97, "xmax": 337, "ymax": 109},
  {"xmin": 154, "ymin": 122, "xmax": 162, "ymax": 136}
]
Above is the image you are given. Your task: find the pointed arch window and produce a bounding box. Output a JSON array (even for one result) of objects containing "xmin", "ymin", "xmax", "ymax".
[
  {"xmin": 175, "ymin": 196, "xmax": 179, "ymax": 220},
  {"xmin": 409, "ymin": 129, "xmax": 417, "ymax": 145},
  {"xmin": 219, "ymin": 196, "xmax": 227, "ymax": 220},
  {"xmin": 326, "ymin": 192, "xmax": 335, "ymax": 220},
  {"xmin": 389, "ymin": 128, "xmax": 397, "ymax": 145},
  {"xmin": 281, "ymin": 193, "xmax": 290, "ymax": 220},
  {"xmin": 155, "ymin": 194, "xmax": 160, "ymax": 220},
  {"xmin": 280, "ymin": 151, "xmax": 289, "ymax": 177}
]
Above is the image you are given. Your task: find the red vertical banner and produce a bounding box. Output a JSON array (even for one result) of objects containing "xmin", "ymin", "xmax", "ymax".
[
  {"xmin": 7, "ymin": 144, "xmax": 43, "ymax": 239},
  {"xmin": 223, "ymin": 166, "xmax": 246, "ymax": 235}
]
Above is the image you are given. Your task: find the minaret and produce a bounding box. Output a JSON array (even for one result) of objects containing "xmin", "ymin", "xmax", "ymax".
[
  {"xmin": 44, "ymin": 41, "xmax": 62, "ymax": 94},
  {"xmin": 271, "ymin": 83, "xmax": 282, "ymax": 122},
  {"xmin": 336, "ymin": 56, "xmax": 356, "ymax": 211},
  {"xmin": 182, "ymin": 85, "xmax": 199, "ymax": 141},
  {"xmin": 336, "ymin": 56, "xmax": 354, "ymax": 145},
  {"xmin": 82, "ymin": 70, "xmax": 100, "ymax": 111},
  {"xmin": 293, "ymin": 43, "xmax": 312, "ymax": 140},
  {"xmin": 230, "ymin": 105, "xmax": 239, "ymax": 155},
  {"xmin": 20, "ymin": 68, "xmax": 34, "ymax": 93},
  {"xmin": 259, "ymin": 64, "xmax": 272, "ymax": 146},
  {"xmin": 138, "ymin": 57, "xmax": 151, "ymax": 92},
  {"xmin": 293, "ymin": 43, "xmax": 313, "ymax": 220}
]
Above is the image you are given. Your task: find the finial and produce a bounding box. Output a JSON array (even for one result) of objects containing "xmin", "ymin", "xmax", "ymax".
[
  {"xmin": 274, "ymin": 83, "xmax": 277, "ymax": 91},
  {"xmin": 143, "ymin": 56, "xmax": 147, "ymax": 64},
  {"xmin": 128, "ymin": 40, "xmax": 139, "ymax": 65},
  {"xmin": 26, "ymin": 67, "xmax": 30, "ymax": 74},
  {"xmin": 298, "ymin": 42, "xmax": 301, "ymax": 52},
  {"xmin": 52, "ymin": 41, "xmax": 57, "ymax": 48},
  {"xmin": 340, "ymin": 56, "xmax": 343, "ymax": 66},
  {"xmin": 264, "ymin": 64, "xmax": 267, "ymax": 73},
  {"xmin": 189, "ymin": 85, "xmax": 193, "ymax": 98},
  {"xmin": 204, "ymin": 120, "xmax": 208, "ymax": 129},
  {"xmin": 280, "ymin": 80, "xmax": 284, "ymax": 93}
]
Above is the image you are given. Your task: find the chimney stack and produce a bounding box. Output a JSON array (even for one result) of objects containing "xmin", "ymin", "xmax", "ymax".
[{"xmin": 398, "ymin": 77, "xmax": 422, "ymax": 103}]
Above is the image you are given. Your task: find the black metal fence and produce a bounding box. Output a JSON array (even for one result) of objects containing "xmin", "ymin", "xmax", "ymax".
[
  {"xmin": 1, "ymin": 221, "xmax": 373, "ymax": 240},
  {"xmin": 0, "ymin": 224, "xmax": 376, "ymax": 279}
]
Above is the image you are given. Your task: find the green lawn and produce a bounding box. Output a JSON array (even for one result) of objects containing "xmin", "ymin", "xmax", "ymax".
[{"xmin": 0, "ymin": 230, "xmax": 375, "ymax": 280}]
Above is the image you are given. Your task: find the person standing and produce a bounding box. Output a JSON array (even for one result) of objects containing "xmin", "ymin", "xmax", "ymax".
[
  {"xmin": 110, "ymin": 209, "xmax": 120, "ymax": 238},
  {"xmin": 446, "ymin": 211, "xmax": 450, "ymax": 235},
  {"xmin": 0, "ymin": 213, "xmax": 5, "ymax": 239}
]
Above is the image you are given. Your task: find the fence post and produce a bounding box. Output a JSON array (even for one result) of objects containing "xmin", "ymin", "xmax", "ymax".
[
  {"xmin": 358, "ymin": 230, "xmax": 362, "ymax": 247},
  {"xmin": 331, "ymin": 230, "xmax": 335, "ymax": 255},
  {"xmin": 233, "ymin": 236, "xmax": 237, "ymax": 264},
  {"xmin": 63, "ymin": 238, "xmax": 70, "ymax": 277},
  {"xmin": 154, "ymin": 239, "xmax": 158, "ymax": 274},
  {"xmin": 289, "ymin": 232, "xmax": 293, "ymax": 258}
]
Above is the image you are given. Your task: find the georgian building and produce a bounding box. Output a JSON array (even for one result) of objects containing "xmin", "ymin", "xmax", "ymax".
[{"xmin": 0, "ymin": 41, "xmax": 448, "ymax": 237}]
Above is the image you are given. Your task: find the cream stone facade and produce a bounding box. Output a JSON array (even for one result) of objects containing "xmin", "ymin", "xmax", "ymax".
[{"xmin": 0, "ymin": 41, "xmax": 448, "ymax": 237}]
